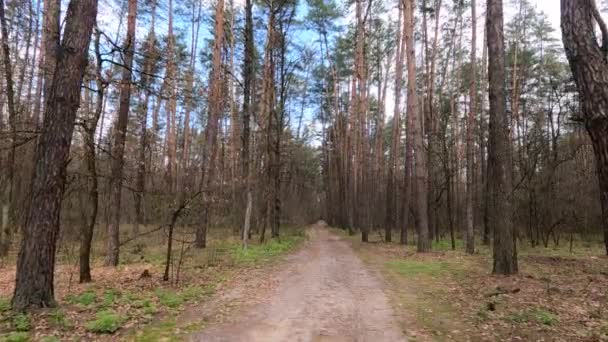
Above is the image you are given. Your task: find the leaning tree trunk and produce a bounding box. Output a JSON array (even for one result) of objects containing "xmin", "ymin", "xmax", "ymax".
[
  {"xmin": 12, "ymin": 0, "xmax": 98, "ymax": 311},
  {"xmin": 487, "ymin": 0, "xmax": 517, "ymax": 274},
  {"xmin": 561, "ymin": 0, "xmax": 608, "ymax": 256},
  {"xmin": 80, "ymin": 30, "xmax": 106, "ymax": 283}
]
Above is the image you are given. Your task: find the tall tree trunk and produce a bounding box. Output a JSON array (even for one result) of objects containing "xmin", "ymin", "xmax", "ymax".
[
  {"xmin": 426, "ymin": 0, "xmax": 442, "ymax": 244},
  {"xmin": 387, "ymin": 0, "xmax": 405, "ymax": 243},
  {"xmin": 41, "ymin": 0, "xmax": 59, "ymax": 104},
  {"xmin": 405, "ymin": 0, "xmax": 430, "ymax": 252},
  {"xmin": 0, "ymin": 0, "xmax": 17, "ymax": 256},
  {"xmin": 12, "ymin": 0, "xmax": 97, "ymax": 310},
  {"xmin": 180, "ymin": 0, "xmax": 201, "ymax": 194},
  {"xmin": 465, "ymin": 0, "xmax": 477, "ymax": 255},
  {"xmin": 134, "ymin": 6, "xmax": 157, "ymax": 238},
  {"xmin": 480, "ymin": 22, "xmax": 490, "ymax": 245},
  {"xmin": 260, "ymin": 5, "xmax": 277, "ymax": 243},
  {"xmin": 165, "ymin": 0, "xmax": 178, "ymax": 192},
  {"xmin": 487, "ymin": 0, "xmax": 517, "ymax": 274},
  {"xmin": 195, "ymin": 0, "xmax": 225, "ymax": 248},
  {"xmin": 241, "ymin": 0, "xmax": 254, "ymax": 247},
  {"xmin": 105, "ymin": 0, "xmax": 138, "ymax": 266},
  {"xmin": 561, "ymin": 0, "xmax": 608, "ymax": 256},
  {"xmin": 79, "ymin": 30, "xmax": 106, "ymax": 283}
]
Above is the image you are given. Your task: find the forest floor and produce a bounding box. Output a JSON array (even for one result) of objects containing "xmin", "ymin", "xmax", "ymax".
[
  {"xmin": 1, "ymin": 224, "xmax": 606, "ymax": 341},
  {"xmin": 340, "ymin": 229, "xmax": 608, "ymax": 341},
  {"xmin": 0, "ymin": 225, "xmax": 306, "ymax": 341}
]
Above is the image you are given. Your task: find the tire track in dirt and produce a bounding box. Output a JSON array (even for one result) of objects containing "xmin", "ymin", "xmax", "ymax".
[{"xmin": 191, "ymin": 222, "xmax": 406, "ymax": 342}]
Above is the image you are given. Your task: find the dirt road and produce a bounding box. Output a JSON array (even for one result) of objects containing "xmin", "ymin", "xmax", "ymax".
[{"xmin": 192, "ymin": 222, "xmax": 406, "ymax": 342}]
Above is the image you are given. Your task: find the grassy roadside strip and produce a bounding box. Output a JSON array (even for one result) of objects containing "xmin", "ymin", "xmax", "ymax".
[{"xmin": 333, "ymin": 227, "xmax": 608, "ymax": 341}]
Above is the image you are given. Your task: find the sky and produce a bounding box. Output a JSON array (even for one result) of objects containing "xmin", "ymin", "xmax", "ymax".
[
  {"xmin": 91, "ymin": 0, "xmax": 568, "ymax": 141},
  {"xmin": 532, "ymin": 0, "xmax": 561, "ymax": 37}
]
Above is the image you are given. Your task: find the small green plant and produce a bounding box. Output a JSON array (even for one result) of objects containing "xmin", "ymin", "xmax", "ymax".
[
  {"xmin": 505, "ymin": 308, "xmax": 558, "ymax": 326},
  {"xmin": 505, "ymin": 311, "xmax": 529, "ymax": 323},
  {"xmin": 48, "ymin": 309, "xmax": 71, "ymax": 329},
  {"xmin": 40, "ymin": 336, "xmax": 60, "ymax": 342},
  {"xmin": 531, "ymin": 308, "xmax": 558, "ymax": 326},
  {"xmin": 66, "ymin": 291, "xmax": 96, "ymax": 306},
  {"xmin": 386, "ymin": 260, "xmax": 452, "ymax": 278},
  {"xmin": 132, "ymin": 320, "xmax": 179, "ymax": 342},
  {"xmin": 13, "ymin": 313, "xmax": 31, "ymax": 332},
  {"xmin": 155, "ymin": 289, "xmax": 183, "ymax": 308},
  {"xmin": 102, "ymin": 289, "xmax": 121, "ymax": 307},
  {"xmin": 181, "ymin": 285, "xmax": 214, "ymax": 301},
  {"xmin": 2, "ymin": 332, "xmax": 29, "ymax": 342},
  {"xmin": 142, "ymin": 300, "xmax": 158, "ymax": 316},
  {"xmin": 0, "ymin": 297, "xmax": 10, "ymax": 312},
  {"xmin": 85, "ymin": 310, "xmax": 124, "ymax": 334}
]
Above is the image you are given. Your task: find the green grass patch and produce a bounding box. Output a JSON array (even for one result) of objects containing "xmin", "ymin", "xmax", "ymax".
[
  {"xmin": 0, "ymin": 297, "xmax": 10, "ymax": 312},
  {"xmin": 386, "ymin": 260, "xmax": 453, "ymax": 278},
  {"xmin": 432, "ymin": 238, "xmax": 464, "ymax": 251},
  {"xmin": 85, "ymin": 310, "xmax": 124, "ymax": 334},
  {"xmin": 155, "ymin": 289, "xmax": 183, "ymax": 309},
  {"xmin": 505, "ymin": 308, "xmax": 558, "ymax": 326},
  {"xmin": 40, "ymin": 337, "xmax": 60, "ymax": 342},
  {"xmin": 141, "ymin": 300, "xmax": 158, "ymax": 316},
  {"xmin": 232, "ymin": 235, "xmax": 303, "ymax": 264},
  {"xmin": 66, "ymin": 291, "xmax": 96, "ymax": 307},
  {"xmin": 181, "ymin": 285, "xmax": 214, "ymax": 301},
  {"xmin": 1, "ymin": 332, "xmax": 29, "ymax": 342},
  {"xmin": 101, "ymin": 289, "xmax": 121, "ymax": 308},
  {"xmin": 48, "ymin": 309, "xmax": 71, "ymax": 330},
  {"xmin": 132, "ymin": 320, "xmax": 180, "ymax": 342},
  {"xmin": 12, "ymin": 313, "xmax": 31, "ymax": 332}
]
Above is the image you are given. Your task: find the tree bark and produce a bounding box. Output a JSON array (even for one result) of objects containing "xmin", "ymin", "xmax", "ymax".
[
  {"xmin": 386, "ymin": 0, "xmax": 405, "ymax": 243},
  {"xmin": 487, "ymin": 0, "xmax": 517, "ymax": 274},
  {"xmin": 105, "ymin": 0, "xmax": 138, "ymax": 266},
  {"xmin": 195, "ymin": 0, "xmax": 225, "ymax": 248},
  {"xmin": 80, "ymin": 30, "xmax": 106, "ymax": 283},
  {"xmin": 134, "ymin": 2, "xmax": 158, "ymax": 239},
  {"xmin": 241, "ymin": 0, "xmax": 254, "ymax": 247},
  {"xmin": 404, "ymin": 0, "xmax": 430, "ymax": 252},
  {"xmin": 0, "ymin": 0, "xmax": 17, "ymax": 256},
  {"xmin": 12, "ymin": 0, "xmax": 98, "ymax": 310},
  {"xmin": 465, "ymin": 0, "xmax": 477, "ymax": 255},
  {"xmin": 561, "ymin": 0, "xmax": 608, "ymax": 256}
]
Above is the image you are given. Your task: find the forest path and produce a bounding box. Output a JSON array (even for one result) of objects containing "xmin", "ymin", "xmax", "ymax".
[{"xmin": 190, "ymin": 222, "xmax": 407, "ymax": 342}]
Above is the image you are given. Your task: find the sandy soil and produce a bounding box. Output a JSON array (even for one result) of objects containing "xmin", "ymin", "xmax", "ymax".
[{"xmin": 191, "ymin": 222, "xmax": 406, "ymax": 342}]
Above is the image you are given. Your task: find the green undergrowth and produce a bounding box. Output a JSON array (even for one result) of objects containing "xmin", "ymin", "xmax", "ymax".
[
  {"xmin": 86, "ymin": 310, "xmax": 125, "ymax": 334},
  {"xmin": 504, "ymin": 308, "xmax": 559, "ymax": 326},
  {"xmin": 0, "ymin": 332, "xmax": 29, "ymax": 342},
  {"xmin": 232, "ymin": 234, "xmax": 305, "ymax": 264},
  {"xmin": 0, "ymin": 227, "xmax": 307, "ymax": 341},
  {"xmin": 386, "ymin": 260, "xmax": 452, "ymax": 278},
  {"xmin": 131, "ymin": 318, "xmax": 206, "ymax": 342}
]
